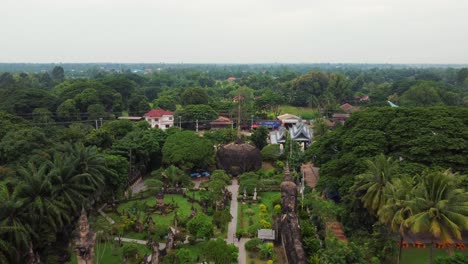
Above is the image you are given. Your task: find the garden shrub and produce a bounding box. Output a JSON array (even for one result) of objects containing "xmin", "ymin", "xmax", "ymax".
[
  {"xmin": 259, "ymin": 219, "xmax": 272, "ymax": 229},
  {"xmin": 259, "ymin": 204, "xmax": 268, "ymax": 218},
  {"xmin": 245, "ymin": 208, "xmax": 255, "ymax": 216},
  {"xmin": 247, "ymin": 224, "xmax": 261, "ymax": 237},
  {"xmin": 258, "ymin": 242, "xmax": 274, "ymax": 260},
  {"xmin": 245, "ymin": 238, "xmax": 262, "ymax": 252},
  {"xmin": 275, "ymin": 160, "xmax": 285, "ymax": 168},
  {"xmin": 261, "ymin": 144, "xmax": 281, "ymax": 161},
  {"xmin": 271, "ymin": 196, "xmax": 281, "ymax": 208},
  {"xmin": 122, "ymin": 243, "xmax": 138, "ymax": 259},
  {"xmin": 274, "ymin": 204, "xmax": 281, "ymax": 215}
]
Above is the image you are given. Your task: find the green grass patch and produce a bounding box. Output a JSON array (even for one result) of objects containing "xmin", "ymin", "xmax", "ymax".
[
  {"xmin": 185, "ymin": 190, "xmax": 204, "ymax": 201},
  {"xmin": 69, "ymin": 242, "xmax": 150, "ymax": 264},
  {"xmin": 238, "ymin": 192, "xmax": 281, "ymax": 237},
  {"xmin": 117, "ymin": 194, "xmax": 207, "ymax": 227},
  {"xmin": 278, "ymin": 105, "xmax": 318, "ymax": 120},
  {"xmin": 401, "ymin": 246, "xmax": 468, "ymax": 264},
  {"xmin": 177, "ymin": 242, "xmax": 207, "ymax": 261},
  {"xmin": 92, "ymin": 194, "xmax": 227, "ymax": 241}
]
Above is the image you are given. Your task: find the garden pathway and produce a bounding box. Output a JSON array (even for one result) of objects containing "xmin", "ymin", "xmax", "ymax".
[
  {"xmin": 301, "ymin": 162, "xmax": 319, "ymax": 189},
  {"xmin": 225, "ymin": 178, "xmax": 248, "ymax": 264},
  {"xmin": 130, "ymin": 177, "xmax": 146, "ymax": 194},
  {"xmin": 113, "ymin": 237, "xmax": 167, "ymax": 249}
]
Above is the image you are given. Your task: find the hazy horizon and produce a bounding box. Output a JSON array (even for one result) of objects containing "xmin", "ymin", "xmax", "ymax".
[{"xmin": 2, "ymin": 0, "xmax": 468, "ymax": 64}]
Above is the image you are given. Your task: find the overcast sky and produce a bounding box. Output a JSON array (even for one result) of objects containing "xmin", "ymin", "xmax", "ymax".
[{"xmin": 1, "ymin": 0, "xmax": 467, "ymax": 64}]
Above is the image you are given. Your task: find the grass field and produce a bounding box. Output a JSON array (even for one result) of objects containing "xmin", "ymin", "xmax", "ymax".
[
  {"xmin": 401, "ymin": 246, "xmax": 468, "ymax": 264},
  {"xmin": 278, "ymin": 105, "xmax": 318, "ymax": 120}
]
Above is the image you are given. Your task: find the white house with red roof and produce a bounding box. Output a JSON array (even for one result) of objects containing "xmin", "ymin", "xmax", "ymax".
[{"xmin": 144, "ymin": 109, "xmax": 174, "ymax": 130}]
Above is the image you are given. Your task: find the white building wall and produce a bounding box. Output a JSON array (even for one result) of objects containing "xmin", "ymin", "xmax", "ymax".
[{"xmin": 145, "ymin": 115, "xmax": 174, "ymax": 130}]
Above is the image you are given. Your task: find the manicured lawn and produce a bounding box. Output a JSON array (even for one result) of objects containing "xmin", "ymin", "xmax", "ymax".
[
  {"xmin": 69, "ymin": 242, "xmax": 150, "ymax": 264},
  {"xmin": 92, "ymin": 194, "xmax": 211, "ymax": 240},
  {"xmin": 117, "ymin": 194, "xmax": 206, "ymax": 227},
  {"xmin": 401, "ymin": 246, "xmax": 468, "ymax": 264},
  {"xmin": 185, "ymin": 190, "xmax": 204, "ymax": 202}
]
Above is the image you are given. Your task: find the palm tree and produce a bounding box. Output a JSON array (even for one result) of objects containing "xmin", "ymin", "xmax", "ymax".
[
  {"xmin": 151, "ymin": 165, "xmax": 187, "ymax": 189},
  {"xmin": 63, "ymin": 143, "xmax": 107, "ymax": 190},
  {"xmin": 49, "ymin": 154, "xmax": 94, "ymax": 213},
  {"xmin": 378, "ymin": 176, "xmax": 415, "ymax": 264},
  {"xmin": 0, "ymin": 180, "xmax": 35, "ymax": 262},
  {"xmin": 14, "ymin": 162, "xmax": 70, "ymax": 233},
  {"xmin": 0, "ymin": 182, "xmax": 24, "ymax": 263},
  {"xmin": 405, "ymin": 170, "xmax": 468, "ymax": 264},
  {"xmin": 355, "ymin": 154, "xmax": 399, "ymax": 214},
  {"xmin": 0, "ymin": 224, "xmax": 15, "ymax": 264}
]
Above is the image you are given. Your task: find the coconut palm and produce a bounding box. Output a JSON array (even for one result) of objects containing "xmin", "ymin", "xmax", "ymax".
[
  {"xmin": 355, "ymin": 154, "xmax": 399, "ymax": 214},
  {"xmin": 378, "ymin": 176, "xmax": 415, "ymax": 264},
  {"xmin": 405, "ymin": 170, "xmax": 468, "ymax": 264}
]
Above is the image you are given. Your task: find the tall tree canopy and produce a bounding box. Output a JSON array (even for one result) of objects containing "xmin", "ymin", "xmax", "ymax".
[{"xmin": 162, "ymin": 131, "xmax": 214, "ymax": 171}]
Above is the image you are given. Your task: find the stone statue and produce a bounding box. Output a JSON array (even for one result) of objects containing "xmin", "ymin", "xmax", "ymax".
[
  {"xmin": 166, "ymin": 227, "xmax": 178, "ymax": 252},
  {"xmin": 74, "ymin": 208, "xmax": 96, "ymax": 264},
  {"xmin": 150, "ymin": 241, "xmax": 160, "ymax": 264},
  {"xmin": 279, "ymin": 165, "xmax": 307, "ymax": 264},
  {"xmin": 253, "ymin": 188, "xmax": 257, "ymax": 201}
]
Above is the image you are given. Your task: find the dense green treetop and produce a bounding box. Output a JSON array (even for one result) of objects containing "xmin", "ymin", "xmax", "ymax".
[
  {"xmin": 307, "ymin": 107, "xmax": 468, "ymax": 194},
  {"xmin": 162, "ymin": 130, "xmax": 214, "ymax": 171}
]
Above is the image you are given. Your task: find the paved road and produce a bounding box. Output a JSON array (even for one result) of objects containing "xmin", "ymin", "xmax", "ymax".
[{"xmin": 225, "ymin": 178, "xmax": 249, "ymax": 264}]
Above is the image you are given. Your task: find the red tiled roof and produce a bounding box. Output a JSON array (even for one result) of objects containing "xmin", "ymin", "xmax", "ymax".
[
  {"xmin": 144, "ymin": 109, "xmax": 174, "ymax": 118},
  {"xmin": 210, "ymin": 116, "xmax": 233, "ymax": 124},
  {"xmin": 227, "ymin": 77, "xmax": 236, "ymax": 81},
  {"xmin": 340, "ymin": 103, "xmax": 353, "ymax": 111}
]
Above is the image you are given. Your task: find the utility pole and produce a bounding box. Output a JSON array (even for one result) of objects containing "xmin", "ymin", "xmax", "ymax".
[
  {"xmin": 95, "ymin": 120, "xmax": 98, "ymax": 129},
  {"xmin": 237, "ymin": 95, "xmax": 241, "ymax": 139},
  {"xmin": 179, "ymin": 116, "xmax": 181, "ymax": 130},
  {"xmin": 196, "ymin": 119, "xmax": 198, "ymax": 132},
  {"xmin": 251, "ymin": 115, "xmax": 254, "ymax": 131}
]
